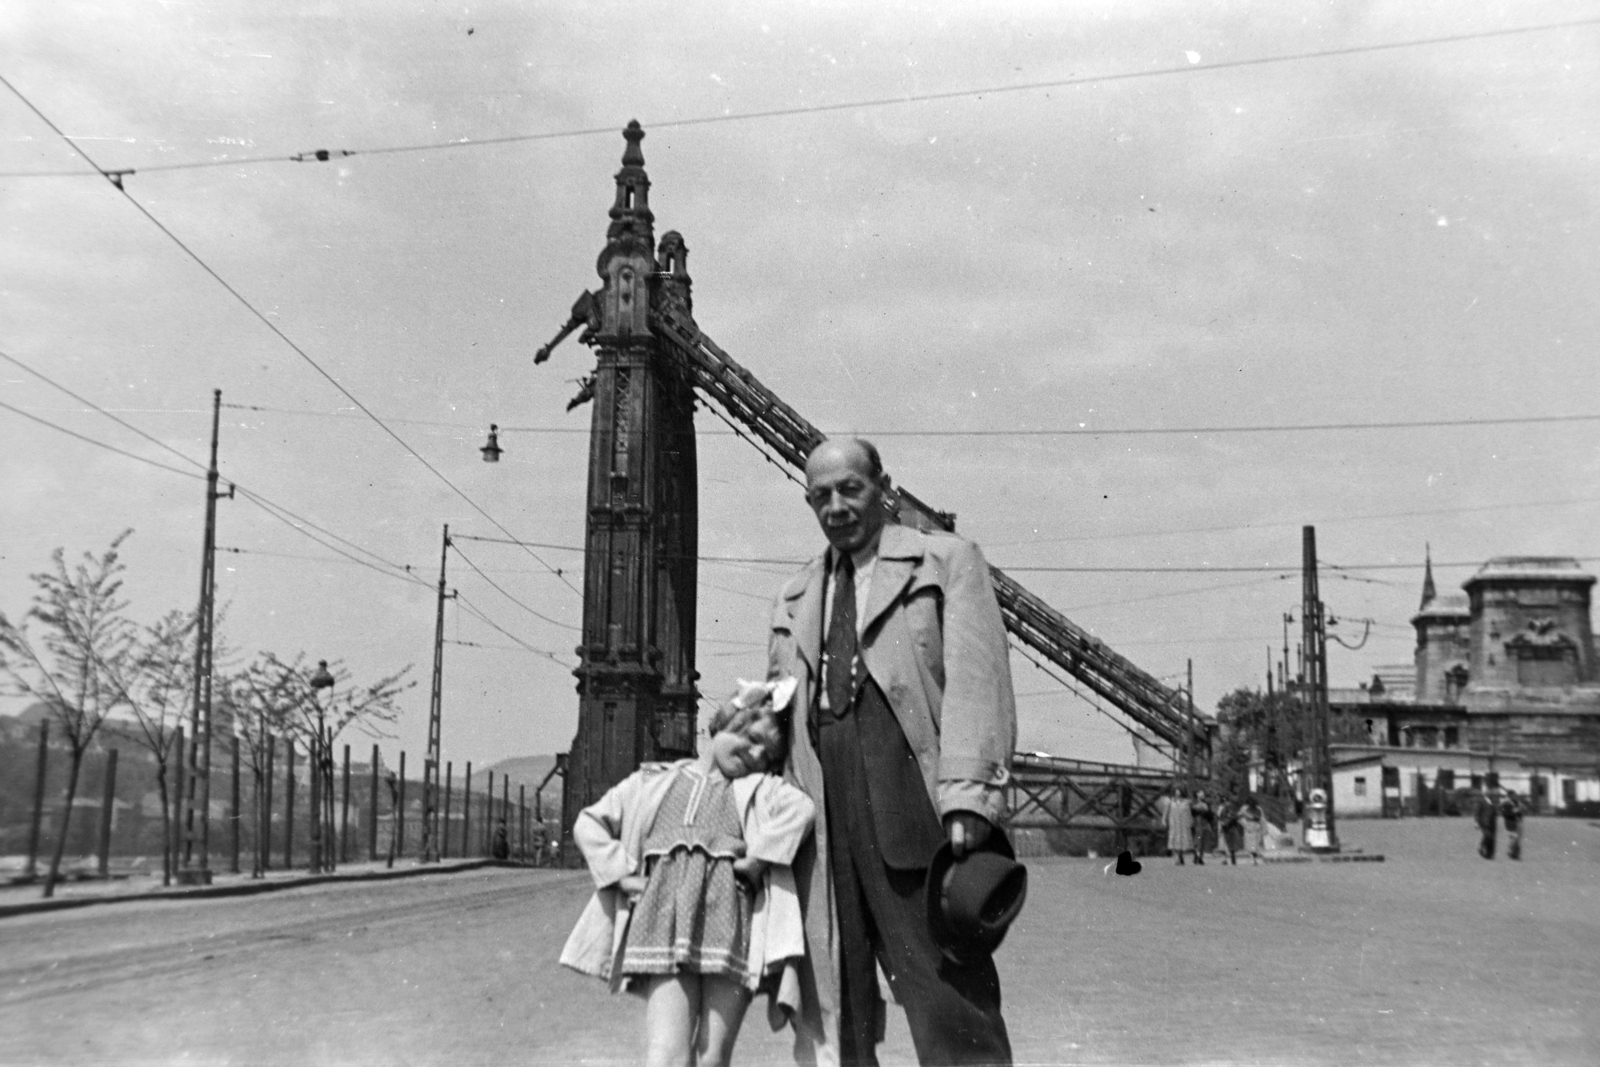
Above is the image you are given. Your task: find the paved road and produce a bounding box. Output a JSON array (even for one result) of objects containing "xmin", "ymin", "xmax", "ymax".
[{"xmin": 2, "ymin": 818, "xmax": 1597, "ymax": 1065}]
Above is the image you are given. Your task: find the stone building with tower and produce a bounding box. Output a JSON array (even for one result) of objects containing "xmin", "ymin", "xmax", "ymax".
[{"xmin": 1328, "ymin": 554, "xmax": 1600, "ymax": 815}]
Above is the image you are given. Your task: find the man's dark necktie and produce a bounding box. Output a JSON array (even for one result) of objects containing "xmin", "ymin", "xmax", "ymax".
[{"xmin": 825, "ymin": 553, "xmax": 857, "ymax": 718}]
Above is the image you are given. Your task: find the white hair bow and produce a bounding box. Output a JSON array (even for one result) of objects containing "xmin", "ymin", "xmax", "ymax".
[{"xmin": 732, "ymin": 676, "xmax": 799, "ymax": 712}]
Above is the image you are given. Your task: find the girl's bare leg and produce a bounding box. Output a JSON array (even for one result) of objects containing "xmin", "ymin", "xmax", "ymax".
[
  {"xmin": 643, "ymin": 974, "xmax": 700, "ymax": 1067},
  {"xmin": 694, "ymin": 975, "xmax": 753, "ymax": 1067}
]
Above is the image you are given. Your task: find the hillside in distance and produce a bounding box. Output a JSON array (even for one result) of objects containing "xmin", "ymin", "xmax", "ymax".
[{"xmin": 481, "ymin": 754, "xmax": 562, "ymax": 816}]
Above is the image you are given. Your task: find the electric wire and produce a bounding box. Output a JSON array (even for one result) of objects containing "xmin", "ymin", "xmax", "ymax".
[
  {"xmin": 698, "ymin": 577, "xmax": 777, "ymax": 603},
  {"xmin": 839, "ymin": 413, "xmax": 1600, "ymax": 437},
  {"xmin": 449, "ymin": 541, "xmax": 580, "ymax": 632},
  {"xmin": 0, "ymin": 347, "xmax": 426, "ymax": 581},
  {"xmin": 446, "ymin": 637, "xmax": 559, "ymax": 657},
  {"xmin": 3, "ymin": 16, "xmax": 1594, "ymax": 179},
  {"xmin": 95, "ymin": 399, "xmax": 1600, "ymax": 441},
  {"xmin": 9, "ymin": 367, "xmax": 1564, "ymax": 587},
  {"xmin": 453, "ymin": 593, "xmax": 573, "ymax": 664},
  {"xmin": 219, "ymin": 510, "xmax": 433, "ymax": 592},
  {"xmin": 0, "ymin": 397, "xmax": 206, "ymax": 481},
  {"xmin": 700, "ymin": 401, "xmax": 807, "ymax": 489},
  {"xmin": 1061, "ymin": 574, "xmax": 1292, "ymax": 614},
  {"xmin": 0, "ymin": 74, "xmax": 581, "ymax": 599},
  {"xmin": 991, "ymin": 494, "xmax": 1600, "ymax": 549},
  {"xmin": 1009, "ymin": 639, "xmax": 1165, "ymax": 748},
  {"xmin": 454, "ymin": 531, "xmax": 805, "ymax": 568},
  {"xmin": 216, "ymin": 543, "xmax": 430, "ymax": 592},
  {"xmin": 31, "ymin": 381, "xmax": 1596, "ymax": 556}
]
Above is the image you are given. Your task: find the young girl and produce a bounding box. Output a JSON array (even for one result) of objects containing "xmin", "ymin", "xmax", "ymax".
[{"xmin": 560, "ymin": 678, "xmax": 815, "ymax": 1067}]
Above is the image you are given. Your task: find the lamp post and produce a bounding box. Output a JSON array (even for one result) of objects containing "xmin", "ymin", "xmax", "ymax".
[{"xmin": 309, "ymin": 660, "xmax": 335, "ymax": 872}]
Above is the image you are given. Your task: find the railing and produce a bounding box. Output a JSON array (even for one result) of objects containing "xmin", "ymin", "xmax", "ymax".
[
  {"xmin": 1005, "ymin": 754, "xmax": 1186, "ymax": 841},
  {"xmin": 0, "ymin": 720, "xmax": 564, "ymax": 888}
]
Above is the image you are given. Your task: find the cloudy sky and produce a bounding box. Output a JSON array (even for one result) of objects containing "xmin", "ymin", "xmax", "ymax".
[{"xmin": 3, "ymin": 1, "xmax": 1597, "ymax": 768}]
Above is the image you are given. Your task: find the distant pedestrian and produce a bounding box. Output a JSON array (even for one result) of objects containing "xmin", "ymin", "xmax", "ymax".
[
  {"xmin": 1192, "ymin": 791, "xmax": 1218, "ymax": 865},
  {"xmin": 1475, "ymin": 790, "xmax": 1498, "ymax": 860},
  {"xmin": 1220, "ymin": 801, "xmax": 1245, "ymax": 865},
  {"xmin": 1239, "ymin": 799, "xmax": 1266, "ymax": 865},
  {"xmin": 1166, "ymin": 789, "xmax": 1195, "ymax": 865},
  {"xmin": 1500, "ymin": 791, "xmax": 1524, "ymax": 861},
  {"xmin": 491, "ymin": 819, "xmax": 510, "ymax": 860}
]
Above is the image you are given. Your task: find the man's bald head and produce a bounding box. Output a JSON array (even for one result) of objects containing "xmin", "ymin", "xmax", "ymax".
[
  {"xmin": 804, "ymin": 437, "xmax": 883, "ymax": 482},
  {"xmin": 804, "ymin": 438, "xmax": 890, "ymax": 555}
]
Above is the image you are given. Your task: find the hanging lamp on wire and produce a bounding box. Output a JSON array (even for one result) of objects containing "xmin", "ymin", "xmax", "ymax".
[{"xmin": 480, "ymin": 424, "xmax": 502, "ymax": 463}]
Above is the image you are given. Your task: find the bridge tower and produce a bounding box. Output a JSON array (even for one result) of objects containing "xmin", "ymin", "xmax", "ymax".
[{"xmin": 561, "ymin": 122, "xmax": 700, "ymax": 845}]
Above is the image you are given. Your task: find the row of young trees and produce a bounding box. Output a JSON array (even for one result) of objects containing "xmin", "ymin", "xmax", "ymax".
[{"xmin": 0, "ymin": 532, "xmax": 413, "ymax": 897}]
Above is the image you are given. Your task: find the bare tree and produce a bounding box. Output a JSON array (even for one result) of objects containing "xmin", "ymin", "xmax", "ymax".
[
  {"xmin": 0, "ymin": 533, "xmax": 134, "ymax": 897},
  {"xmin": 239, "ymin": 652, "xmax": 412, "ymax": 752},
  {"xmin": 233, "ymin": 651, "xmax": 413, "ymax": 868},
  {"xmin": 105, "ymin": 610, "xmax": 195, "ymax": 887}
]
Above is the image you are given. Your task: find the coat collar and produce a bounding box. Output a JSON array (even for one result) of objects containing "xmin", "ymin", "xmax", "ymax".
[
  {"xmin": 859, "ymin": 523, "xmax": 925, "ymax": 637},
  {"xmin": 784, "ymin": 524, "xmax": 928, "ymax": 666},
  {"xmin": 783, "ymin": 556, "xmax": 826, "ymax": 674}
]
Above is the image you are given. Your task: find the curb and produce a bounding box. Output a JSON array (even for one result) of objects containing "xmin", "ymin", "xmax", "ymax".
[
  {"xmin": 0, "ymin": 859, "xmax": 551, "ymax": 920},
  {"xmin": 1262, "ymin": 852, "xmax": 1387, "ymax": 864}
]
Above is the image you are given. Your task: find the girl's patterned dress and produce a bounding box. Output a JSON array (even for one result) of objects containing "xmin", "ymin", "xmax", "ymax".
[{"xmin": 620, "ymin": 765, "xmax": 755, "ymax": 984}]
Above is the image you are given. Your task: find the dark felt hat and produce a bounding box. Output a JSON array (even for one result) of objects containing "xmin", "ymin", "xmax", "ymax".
[{"xmin": 925, "ymin": 830, "xmax": 1028, "ymax": 964}]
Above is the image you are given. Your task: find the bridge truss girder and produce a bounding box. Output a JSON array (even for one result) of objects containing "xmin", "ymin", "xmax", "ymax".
[{"xmin": 648, "ymin": 291, "xmax": 1208, "ymax": 755}]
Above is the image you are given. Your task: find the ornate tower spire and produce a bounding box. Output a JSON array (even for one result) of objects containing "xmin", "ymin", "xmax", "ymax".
[
  {"xmin": 606, "ymin": 120, "xmax": 654, "ymax": 248},
  {"xmin": 1420, "ymin": 543, "xmax": 1437, "ymax": 609},
  {"xmin": 562, "ymin": 124, "xmax": 699, "ymax": 853}
]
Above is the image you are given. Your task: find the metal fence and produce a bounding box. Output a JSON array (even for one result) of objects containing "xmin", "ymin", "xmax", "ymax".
[{"xmin": 0, "ymin": 719, "xmax": 563, "ymax": 880}]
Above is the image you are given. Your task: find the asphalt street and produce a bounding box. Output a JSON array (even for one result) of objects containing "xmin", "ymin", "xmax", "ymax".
[{"xmin": 2, "ymin": 818, "xmax": 1597, "ymax": 1065}]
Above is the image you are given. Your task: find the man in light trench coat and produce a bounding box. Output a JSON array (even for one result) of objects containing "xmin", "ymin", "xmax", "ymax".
[{"xmin": 769, "ymin": 438, "xmax": 1017, "ymax": 1066}]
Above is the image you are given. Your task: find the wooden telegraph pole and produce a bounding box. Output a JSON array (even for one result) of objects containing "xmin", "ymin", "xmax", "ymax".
[
  {"xmin": 420, "ymin": 525, "xmax": 455, "ymax": 862},
  {"xmin": 179, "ymin": 389, "xmax": 231, "ymax": 885}
]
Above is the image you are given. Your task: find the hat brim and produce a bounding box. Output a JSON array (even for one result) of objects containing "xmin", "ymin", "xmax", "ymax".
[{"xmin": 925, "ymin": 829, "xmax": 1026, "ymax": 964}]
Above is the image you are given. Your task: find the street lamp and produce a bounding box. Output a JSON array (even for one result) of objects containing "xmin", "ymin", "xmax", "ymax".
[
  {"xmin": 480, "ymin": 424, "xmax": 503, "ymax": 463},
  {"xmin": 309, "ymin": 660, "xmax": 335, "ymax": 872}
]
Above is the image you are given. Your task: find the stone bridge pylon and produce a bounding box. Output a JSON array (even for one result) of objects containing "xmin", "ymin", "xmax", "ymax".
[{"xmin": 555, "ymin": 122, "xmax": 700, "ymax": 841}]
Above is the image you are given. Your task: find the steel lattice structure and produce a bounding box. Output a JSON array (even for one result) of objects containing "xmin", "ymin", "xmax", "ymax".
[{"xmin": 649, "ymin": 293, "xmax": 1205, "ymax": 753}]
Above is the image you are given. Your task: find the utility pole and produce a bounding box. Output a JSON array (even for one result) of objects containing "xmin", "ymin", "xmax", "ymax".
[
  {"xmin": 1186, "ymin": 658, "xmax": 1197, "ymax": 792},
  {"xmin": 1300, "ymin": 526, "xmax": 1339, "ymax": 851},
  {"xmin": 180, "ymin": 388, "xmax": 232, "ymax": 884},
  {"xmin": 1281, "ymin": 612, "xmax": 1293, "ymax": 696},
  {"xmin": 420, "ymin": 525, "xmax": 455, "ymax": 863}
]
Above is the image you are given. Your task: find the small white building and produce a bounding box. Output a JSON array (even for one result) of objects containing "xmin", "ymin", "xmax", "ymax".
[{"xmin": 1329, "ymin": 742, "xmax": 1599, "ymax": 817}]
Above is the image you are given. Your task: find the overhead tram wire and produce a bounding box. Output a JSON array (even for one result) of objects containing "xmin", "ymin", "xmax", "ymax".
[
  {"xmin": 449, "ymin": 541, "xmax": 580, "ymax": 632},
  {"xmin": 3, "ymin": 16, "xmax": 1595, "ymax": 180},
  {"xmin": 699, "ymin": 401, "xmax": 806, "ymax": 489},
  {"xmin": 989, "ymin": 494, "xmax": 1600, "ymax": 549},
  {"xmin": 0, "ymin": 398, "xmax": 206, "ymax": 482},
  {"xmin": 447, "ymin": 534, "xmax": 1537, "ymax": 575},
  {"xmin": 446, "ymin": 637, "xmax": 564, "ymax": 657},
  {"xmin": 1061, "ymin": 574, "xmax": 1292, "ymax": 615},
  {"xmin": 1, "ymin": 392, "xmax": 430, "ymax": 591},
  {"xmin": 1008, "ymin": 639, "xmax": 1163, "ymax": 748},
  {"xmin": 453, "ymin": 531, "xmax": 806, "ymax": 569},
  {"xmin": 85, "ymin": 400, "xmax": 1600, "ymax": 441},
  {"xmin": 453, "ymin": 592, "xmax": 573, "ymax": 665},
  {"xmin": 0, "ymin": 77, "xmax": 580, "ymax": 601},
  {"xmin": 0, "ymin": 347, "xmax": 425, "ymax": 584},
  {"xmin": 1000, "ymin": 557, "xmax": 1600, "ymax": 573}
]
